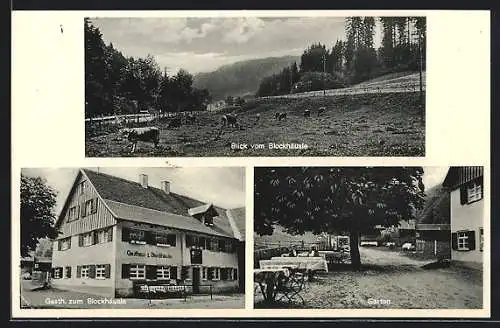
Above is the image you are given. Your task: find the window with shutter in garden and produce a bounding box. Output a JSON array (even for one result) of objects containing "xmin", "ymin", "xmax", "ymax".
[{"xmin": 467, "ymin": 180, "xmax": 483, "ymax": 203}]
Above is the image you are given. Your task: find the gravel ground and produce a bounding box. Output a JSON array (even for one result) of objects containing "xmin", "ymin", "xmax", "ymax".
[{"xmin": 255, "ymin": 247, "xmax": 482, "ymax": 309}]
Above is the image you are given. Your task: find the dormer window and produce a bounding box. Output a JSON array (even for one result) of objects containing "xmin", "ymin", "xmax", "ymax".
[{"xmin": 203, "ymin": 215, "xmax": 214, "ymax": 226}]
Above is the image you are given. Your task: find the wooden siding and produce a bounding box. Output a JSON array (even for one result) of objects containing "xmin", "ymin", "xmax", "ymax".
[
  {"xmin": 444, "ymin": 166, "xmax": 483, "ymax": 189},
  {"xmin": 58, "ymin": 172, "xmax": 116, "ymax": 238}
]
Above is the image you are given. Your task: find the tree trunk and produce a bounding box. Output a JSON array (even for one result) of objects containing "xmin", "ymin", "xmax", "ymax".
[{"xmin": 349, "ymin": 230, "xmax": 361, "ymax": 270}]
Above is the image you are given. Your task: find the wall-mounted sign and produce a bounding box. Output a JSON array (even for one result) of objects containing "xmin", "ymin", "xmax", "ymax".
[
  {"xmin": 126, "ymin": 250, "xmax": 172, "ymax": 259},
  {"xmin": 190, "ymin": 248, "xmax": 202, "ymax": 264}
]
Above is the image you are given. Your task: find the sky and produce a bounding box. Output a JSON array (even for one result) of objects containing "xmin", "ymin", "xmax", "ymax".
[
  {"xmin": 422, "ymin": 166, "xmax": 450, "ymax": 191},
  {"xmin": 21, "ymin": 167, "xmax": 246, "ymax": 215},
  {"xmin": 90, "ymin": 16, "xmax": 383, "ymax": 74}
]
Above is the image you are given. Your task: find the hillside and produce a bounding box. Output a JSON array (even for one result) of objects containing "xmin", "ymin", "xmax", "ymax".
[
  {"xmin": 193, "ymin": 55, "xmax": 300, "ymax": 100},
  {"xmin": 417, "ymin": 184, "xmax": 450, "ymax": 224}
]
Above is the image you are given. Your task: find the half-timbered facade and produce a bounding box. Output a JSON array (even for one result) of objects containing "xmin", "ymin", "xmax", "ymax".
[
  {"xmin": 51, "ymin": 169, "xmax": 245, "ymax": 298},
  {"xmin": 443, "ymin": 166, "xmax": 484, "ymax": 267}
]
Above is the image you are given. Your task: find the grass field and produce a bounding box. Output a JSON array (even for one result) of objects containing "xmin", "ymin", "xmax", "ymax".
[{"xmin": 85, "ymin": 91, "xmax": 425, "ymax": 157}]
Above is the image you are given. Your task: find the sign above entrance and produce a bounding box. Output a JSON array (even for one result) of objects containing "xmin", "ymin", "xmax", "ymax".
[{"xmin": 126, "ymin": 250, "xmax": 172, "ymax": 259}]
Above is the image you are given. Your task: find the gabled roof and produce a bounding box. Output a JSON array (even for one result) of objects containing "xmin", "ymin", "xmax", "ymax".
[
  {"xmin": 82, "ymin": 169, "xmax": 204, "ymax": 215},
  {"xmin": 56, "ymin": 169, "xmax": 241, "ymax": 240},
  {"xmin": 105, "ymin": 200, "xmax": 233, "ymax": 238},
  {"xmin": 443, "ymin": 166, "xmax": 483, "ymax": 190},
  {"xmin": 226, "ymin": 207, "xmax": 246, "ymax": 241},
  {"xmin": 188, "ymin": 203, "xmax": 215, "ymax": 216}
]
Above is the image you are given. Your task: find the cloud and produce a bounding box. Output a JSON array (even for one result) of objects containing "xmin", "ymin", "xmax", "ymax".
[{"xmin": 423, "ymin": 166, "xmax": 450, "ymax": 190}]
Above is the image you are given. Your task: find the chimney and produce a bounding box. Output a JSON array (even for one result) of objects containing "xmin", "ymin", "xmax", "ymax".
[
  {"xmin": 139, "ymin": 174, "xmax": 148, "ymax": 188},
  {"xmin": 161, "ymin": 180, "xmax": 170, "ymax": 194}
]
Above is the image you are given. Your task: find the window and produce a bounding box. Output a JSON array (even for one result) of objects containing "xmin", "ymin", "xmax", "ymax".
[
  {"xmin": 82, "ymin": 232, "xmax": 93, "ymax": 246},
  {"xmin": 480, "ymin": 228, "xmax": 484, "ymax": 251},
  {"xmin": 210, "ymin": 267, "xmax": 220, "ymax": 281},
  {"xmin": 457, "ymin": 231, "xmax": 469, "ymax": 250},
  {"xmin": 209, "ymin": 239, "xmax": 218, "ymax": 251},
  {"xmin": 80, "ymin": 181, "xmax": 87, "ymax": 195},
  {"xmin": 128, "ymin": 230, "xmax": 146, "ymax": 244},
  {"xmin": 224, "ymin": 241, "xmax": 234, "ymax": 253},
  {"xmin": 65, "ymin": 266, "xmax": 71, "ymax": 278},
  {"xmin": 82, "ymin": 198, "xmax": 98, "ymax": 217},
  {"xmin": 68, "ymin": 206, "xmax": 79, "ymax": 221},
  {"xmin": 58, "ymin": 237, "xmax": 71, "ymax": 251},
  {"xmin": 156, "ymin": 266, "xmax": 170, "ymax": 280},
  {"xmin": 202, "ymin": 267, "xmax": 207, "ymax": 280},
  {"xmin": 130, "ymin": 265, "xmax": 146, "ymax": 280},
  {"xmin": 95, "ymin": 265, "xmax": 106, "ymax": 279},
  {"xmin": 232, "ymin": 268, "xmax": 238, "ymax": 281},
  {"xmin": 155, "ymin": 233, "xmax": 176, "ymax": 247},
  {"xmin": 467, "ymin": 181, "xmax": 483, "ymax": 203},
  {"xmin": 97, "ymin": 228, "xmax": 112, "ymax": 244},
  {"xmin": 53, "ymin": 267, "xmax": 63, "ymax": 279},
  {"xmin": 81, "ymin": 265, "xmax": 90, "ymax": 279}
]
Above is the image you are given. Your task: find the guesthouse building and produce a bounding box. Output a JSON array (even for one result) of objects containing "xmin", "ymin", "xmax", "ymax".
[
  {"xmin": 51, "ymin": 169, "xmax": 245, "ymax": 298},
  {"xmin": 443, "ymin": 166, "xmax": 484, "ymax": 268}
]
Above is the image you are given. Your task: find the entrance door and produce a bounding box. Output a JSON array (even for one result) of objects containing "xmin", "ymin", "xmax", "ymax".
[{"xmin": 192, "ymin": 267, "xmax": 200, "ymax": 294}]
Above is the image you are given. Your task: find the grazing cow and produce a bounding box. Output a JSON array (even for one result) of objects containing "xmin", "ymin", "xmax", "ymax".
[
  {"xmin": 222, "ymin": 114, "xmax": 238, "ymax": 127},
  {"xmin": 304, "ymin": 109, "xmax": 311, "ymax": 117},
  {"xmin": 317, "ymin": 106, "xmax": 326, "ymax": 116},
  {"xmin": 276, "ymin": 112, "xmax": 287, "ymax": 121},
  {"xmin": 167, "ymin": 116, "xmax": 182, "ymax": 128},
  {"xmin": 255, "ymin": 113, "xmax": 261, "ymax": 122},
  {"xmin": 120, "ymin": 127, "xmax": 160, "ymax": 153},
  {"xmin": 186, "ymin": 113, "xmax": 196, "ymax": 124}
]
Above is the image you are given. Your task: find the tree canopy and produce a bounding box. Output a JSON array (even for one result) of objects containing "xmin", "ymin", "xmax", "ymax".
[
  {"xmin": 256, "ymin": 16, "xmax": 426, "ymax": 97},
  {"xmin": 254, "ymin": 167, "xmax": 426, "ymax": 269},
  {"xmin": 20, "ymin": 175, "xmax": 59, "ymax": 257},
  {"xmin": 85, "ymin": 18, "xmax": 211, "ymax": 117}
]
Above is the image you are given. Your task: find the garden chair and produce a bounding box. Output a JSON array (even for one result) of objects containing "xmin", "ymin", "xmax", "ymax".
[{"xmin": 275, "ymin": 270, "xmax": 306, "ymax": 305}]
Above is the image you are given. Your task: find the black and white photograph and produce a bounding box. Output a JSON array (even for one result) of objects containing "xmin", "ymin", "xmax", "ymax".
[
  {"xmin": 18, "ymin": 167, "xmax": 246, "ymax": 309},
  {"xmin": 253, "ymin": 166, "xmax": 484, "ymax": 309},
  {"xmin": 85, "ymin": 16, "xmax": 426, "ymax": 157}
]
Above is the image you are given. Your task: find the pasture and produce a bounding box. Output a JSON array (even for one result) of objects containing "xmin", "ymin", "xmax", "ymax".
[{"xmin": 85, "ymin": 92, "xmax": 425, "ymax": 157}]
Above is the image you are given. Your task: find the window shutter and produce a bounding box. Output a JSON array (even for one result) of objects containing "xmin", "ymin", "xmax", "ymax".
[
  {"xmin": 104, "ymin": 264, "xmax": 111, "ymax": 279},
  {"xmin": 233, "ymin": 268, "xmax": 237, "ymax": 281},
  {"xmin": 460, "ymin": 186, "xmax": 467, "ymax": 205},
  {"xmin": 93, "ymin": 231, "xmax": 98, "ymax": 245},
  {"xmin": 122, "ymin": 228, "xmax": 130, "ymax": 242},
  {"xmin": 57, "ymin": 240, "xmax": 61, "ymax": 251},
  {"xmin": 89, "ymin": 265, "xmax": 96, "ymax": 279},
  {"xmin": 66, "ymin": 266, "xmax": 71, "ymax": 278},
  {"xmin": 451, "ymin": 233, "xmax": 458, "ymax": 250},
  {"xmin": 146, "ymin": 265, "xmax": 156, "ymax": 280},
  {"xmin": 76, "ymin": 266, "xmax": 81, "ymax": 278},
  {"xmin": 78, "ymin": 234, "xmax": 83, "ymax": 247},
  {"xmin": 81, "ymin": 204, "xmax": 86, "ymax": 217},
  {"xmin": 92, "ymin": 199, "xmax": 98, "ymax": 214},
  {"xmin": 145, "ymin": 231, "xmax": 155, "ymax": 245},
  {"xmin": 107, "ymin": 228, "xmax": 113, "ymax": 242},
  {"xmin": 51, "ymin": 268, "xmax": 55, "ymax": 278},
  {"xmin": 170, "ymin": 266, "xmax": 178, "ymax": 281},
  {"xmin": 468, "ymin": 230, "xmax": 476, "ymax": 250},
  {"xmin": 167, "ymin": 234, "xmax": 176, "ymax": 246},
  {"xmin": 121, "ymin": 264, "xmax": 130, "ymax": 279},
  {"xmin": 208, "ymin": 267, "xmax": 213, "ymax": 280},
  {"xmin": 76, "ymin": 205, "xmax": 80, "ymax": 219}
]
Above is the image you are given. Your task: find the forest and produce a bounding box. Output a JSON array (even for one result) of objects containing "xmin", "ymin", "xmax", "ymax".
[
  {"xmin": 257, "ymin": 17, "xmax": 426, "ymax": 97},
  {"xmin": 85, "ymin": 18, "xmax": 211, "ymax": 118}
]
